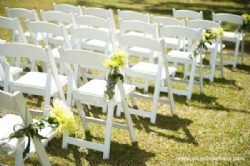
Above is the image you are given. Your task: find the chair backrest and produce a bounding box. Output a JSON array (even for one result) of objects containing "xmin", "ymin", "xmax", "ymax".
[
  {"xmin": 70, "ymin": 27, "xmax": 116, "ymax": 54},
  {"xmin": 59, "ymin": 46, "xmax": 109, "ymax": 85},
  {"xmin": 150, "ymin": 15, "xmax": 184, "ymax": 26},
  {"xmin": 53, "ymin": 2, "xmax": 83, "ymax": 15},
  {"xmin": 173, "ymin": 8, "xmax": 203, "ymax": 20},
  {"xmin": 0, "ymin": 90, "xmax": 32, "ymax": 124},
  {"xmin": 6, "ymin": 7, "xmax": 40, "ymax": 21},
  {"xmin": 40, "ymin": 10, "xmax": 75, "ymax": 29},
  {"xmin": 118, "ymin": 33, "xmax": 164, "ymax": 62},
  {"xmin": 212, "ymin": 13, "xmax": 243, "ymax": 25},
  {"xmin": 0, "ymin": 43, "xmax": 65, "ymax": 100},
  {"xmin": 186, "ymin": 19, "xmax": 220, "ymax": 30},
  {"xmin": 0, "ymin": 16, "xmax": 27, "ymax": 43},
  {"xmin": 82, "ymin": 7, "xmax": 116, "ymax": 30},
  {"xmin": 26, "ymin": 20, "xmax": 71, "ymax": 49},
  {"xmin": 119, "ymin": 19, "xmax": 159, "ymax": 39},
  {"xmin": 74, "ymin": 14, "xmax": 113, "ymax": 30},
  {"xmin": 117, "ymin": 9, "xmax": 150, "ymax": 23},
  {"xmin": 160, "ymin": 25, "xmax": 201, "ymax": 51}
]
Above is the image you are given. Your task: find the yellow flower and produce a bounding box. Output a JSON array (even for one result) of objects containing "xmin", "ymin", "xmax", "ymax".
[
  {"xmin": 243, "ymin": 13, "xmax": 250, "ymax": 22},
  {"xmin": 218, "ymin": 27, "xmax": 224, "ymax": 37},
  {"xmin": 104, "ymin": 59, "xmax": 119, "ymax": 68},
  {"xmin": 50, "ymin": 99, "xmax": 75, "ymax": 136},
  {"xmin": 211, "ymin": 27, "xmax": 220, "ymax": 38},
  {"xmin": 104, "ymin": 49, "xmax": 128, "ymax": 69}
]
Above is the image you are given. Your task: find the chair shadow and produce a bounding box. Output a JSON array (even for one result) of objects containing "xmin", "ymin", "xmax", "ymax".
[
  {"xmin": 132, "ymin": 114, "xmax": 198, "ymax": 146},
  {"xmin": 26, "ymin": 135, "xmax": 154, "ymax": 166}
]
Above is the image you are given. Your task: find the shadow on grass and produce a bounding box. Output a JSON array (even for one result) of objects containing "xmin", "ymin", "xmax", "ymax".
[
  {"xmin": 132, "ymin": 114, "xmax": 198, "ymax": 146},
  {"xmin": 27, "ymin": 135, "xmax": 154, "ymax": 166}
]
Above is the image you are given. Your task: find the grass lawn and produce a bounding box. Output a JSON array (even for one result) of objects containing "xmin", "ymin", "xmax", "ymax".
[{"xmin": 0, "ymin": 0, "xmax": 250, "ymax": 165}]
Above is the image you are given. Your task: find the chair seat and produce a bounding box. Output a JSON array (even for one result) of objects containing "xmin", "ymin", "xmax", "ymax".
[
  {"xmin": 10, "ymin": 72, "xmax": 68, "ymax": 96},
  {"xmin": 205, "ymin": 42, "xmax": 224, "ymax": 52},
  {"xmin": 163, "ymin": 37, "xmax": 187, "ymax": 49},
  {"xmin": 83, "ymin": 39, "xmax": 113, "ymax": 53},
  {"xmin": 127, "ymin": 62, "xmax": 177, "ymax": 80},
  {"xmin": 168, "ymin": 50, "xmax": 203, "ymax": 63},
  {"xmin": 73, "ymin": 79, "xmax": 135, "ymax": 105},
  {"xmin": 129, "ymin": 47, "xmax": 159, "ymax": 60},
  {"xmin": 0, "ymin": 114, "xmax": 54, "ymax": 156},
  {"xmin": 10, "ymin": 66, "xmax": 23, "ymax": 76},
  {"xmin": 222, "ymin": 31, "xmax": 243, "ymax": 41}
]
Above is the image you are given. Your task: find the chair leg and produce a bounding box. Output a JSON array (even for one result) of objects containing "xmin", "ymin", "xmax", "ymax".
[
  {"xmin": 220, "ymin": 42, "xmax": 224, "ymax": 78},
  {"xmin": 187, "ymin": 61, "xmax": 196, "ymax": 100},
  {"xmin": 210, "ymin": 51, "xmax": 217, "ymax": 82},
  {"xmin": 150, "ymin": 81, "xmax": 161, "ymax": 124},
  {"xmin": 75, "ymin": 100, "xmax": 90, "ymax": 131},
  {"xmin": 241, "ymin": 39, "xmax": 244, "ymax": 64},
  {"xmin": 103, "ymin": 103, "xmax": 115, "ymax": 159},
  {"xmin": 233, "ymin": 40, "xmax": 240, "ymax": 68}
]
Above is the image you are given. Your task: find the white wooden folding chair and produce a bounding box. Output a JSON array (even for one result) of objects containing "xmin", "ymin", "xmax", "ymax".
[
  {"xmin": 117, "ymin": 9, "xmax": 150, "ymax": 23},
  {"xmin": 82, "ymin": 7, "xmax": 116, "ymax": 31},
  {"xmin": 186, "ymin": 19, "xmax": 224, "ymax": 82},
  {"xmin": 59, "ymin": 47, "xmax": 136, "ymax": 159},
  {"xmin": 40, "ymin": 10, "xmax": 76, "ymax": 32},
  {"xmin": 117, "ymin": 34, "xmax": 176, "ymax": 124},
  {"xmin": 70, "ymin": 26, "xmax": 116, "ymax": 55},
  {"xmin": 118, "ymin": 19, "xmax": 159, "ymax": 62},
  {"xmin": 5, "ymin": 7, "xmax": 41, "ymax": 42},
  {"xmin": 0, "ymin": 90, "xmax": 55, "ymax": 166},
  {"xmin": 118, "ymin": 19, "xmax": 160, "ymax": 92},
  {"xmin": 172, "ymin": 8, "xmax": 203, "ymax": 26},
  {"xmin": 53, "ymin": 2, "xmax": 83, "ymax": 15},
  {"xmin": 26, "ymin": 20, "xmax": 71, "ymax": 74},
  {"xmin": 0, "ymin": 43, "xmax": 67, "ymax": 116},
  {"xmin": 212, "ymin": 13, "xmax": 244, "ymax": 68},
  {"xmin": 151, "ymin": 15, "xmax": 186, "ymax": 50},
  {"xmin": 0, "ymin": 16, "xmax": 25, "ymax": 75},
  {"xmin": 160, "ymin": 25, "xmax": 203, "ymax": 99}
]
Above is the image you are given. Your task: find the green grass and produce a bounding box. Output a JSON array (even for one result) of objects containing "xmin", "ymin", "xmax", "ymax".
[{"xmin": 1, "ymin": 0, "xmax": 250, "ymax": 165}]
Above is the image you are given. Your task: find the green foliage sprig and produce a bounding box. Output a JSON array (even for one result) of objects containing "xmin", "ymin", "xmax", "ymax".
[
  {"xmin": 191, "ymin": 27, "xmax": 224, "ymax": 59},
  {"xmin": 0, "ymin": 99, "xmax": 75, "ymax": 158},
  {"xmin": 103, "ymin": 49, "xmax": 128, "ymax": 102},
  {"xmin": 237, "ymin": 13, "xmax": 250, "ymax": 33}
]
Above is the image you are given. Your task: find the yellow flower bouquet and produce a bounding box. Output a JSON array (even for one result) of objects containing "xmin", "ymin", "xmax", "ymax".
[
  {"xmin": 103, "ymin": 49, "xmax": 128, "ymax": 102},
  {"xmin": 192, "ymin": 27, "xmax": 224, "ymax": 58}
]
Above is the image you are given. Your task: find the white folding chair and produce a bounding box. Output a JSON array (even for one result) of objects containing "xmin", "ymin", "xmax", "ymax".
[
  {"xmin": 26, "ymin": 20, "xmax": 71, "ymax": 74},
  {"xmin": 53, "ymin": 2, "xmax": 83, "ymax": 15},
  {"xmin": 82, "ymin": 7, "xmax": 116, "ymax": 31},
  {"xmin": 151, "ymin": 15, "xmax": 188, "ymax": 51},
  {"xmin": 212, "ymin": 13, "xmax": 244, "ymax": 68},
  {"xmin": 0, "ymin": 16, "xmax": 25, "ymax": 76},
  {"xmin": 172, "ymin": 8, "xmax": 203, "ymax": 26},
  {"xmin": 117, "ymin": 34, "xmax": 176, "ymax": 124},
  {"xmin": 59, "ymin": 47, "xmax": 136, "ymax": 159},
  {"xmin": 0, "ymin": 43, "xmax": 67, "ymax": 116},
  {"xmin": 160, "ymin": 25, "xmax": 203, "ymax": 99},
  {"xmin": 70, "ymin": 26, "xmax": 116, "ymax": 55},
  {"xmin": 5, "ymin": 7, "xmax": 40, "ymax": 42},
  {"xmin": 118, "ymin": 19, "xmax": 159, "ymax": 62},
  {"xmin": 186, "ymin": 19, "xmax": 224, "ymax": 82},
  {"xmin": 40, "ymin": 10, "xmax": 76, "ymax": 32},
  {"xmin": 0, "ymin": 90, "xmax": 55, "ymax": 166}
]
